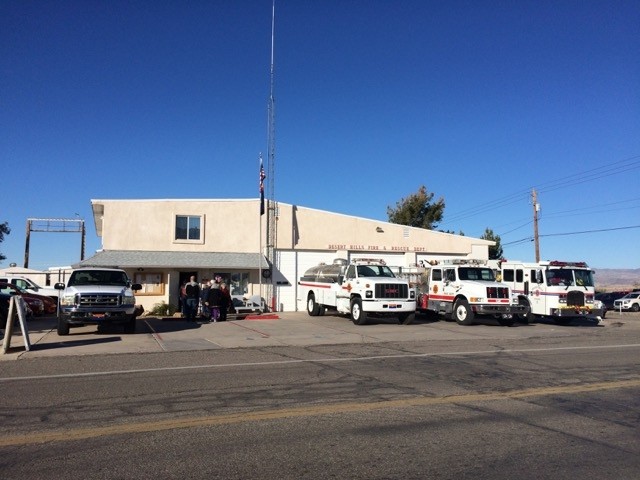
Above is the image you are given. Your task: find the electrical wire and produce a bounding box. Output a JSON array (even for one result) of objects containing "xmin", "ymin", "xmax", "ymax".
[{"xmin": 440, "ymin": 154, "xmax": 640, "ymax": 227}]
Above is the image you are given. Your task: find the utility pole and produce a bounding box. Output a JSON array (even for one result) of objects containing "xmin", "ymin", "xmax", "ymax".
[{"xmin": 532, "ymin": 189, "xmax": 540, "ymax": 262}]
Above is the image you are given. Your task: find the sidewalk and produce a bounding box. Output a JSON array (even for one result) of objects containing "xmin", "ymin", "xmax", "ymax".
[{"xmin": 2, "ymin": 310, "xmax": 637, "ymax": 360}]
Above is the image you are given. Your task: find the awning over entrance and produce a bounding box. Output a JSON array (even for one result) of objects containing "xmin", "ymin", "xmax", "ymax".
[{"xmin": 74, "ymin": 250, "xmax": 270, "ymax": 270}]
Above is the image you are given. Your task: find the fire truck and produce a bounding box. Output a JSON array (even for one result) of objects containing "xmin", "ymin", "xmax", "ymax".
[
  {"xmin": 298, "ymin": 258, "xmax": 416, "ymax": 325},
  {"xmin": 416, "ymin": 259, "xmax": 527, "ymax": 326},
  {"xmin": 498, "ymin": 260, "xmax": 604, "ymax": 325}
]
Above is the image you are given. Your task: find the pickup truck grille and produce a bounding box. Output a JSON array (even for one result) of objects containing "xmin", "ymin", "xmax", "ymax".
[
  {"xmin": 375, "ymin": 283, "xmax": 408, "ymax": 299},
  {"xmin": 486, "ymin": 286, "xmax": 509, "ymax": 299},
  {"xmin": 77, "ymin": 294, "xmax": 121, "ymax": 307}
]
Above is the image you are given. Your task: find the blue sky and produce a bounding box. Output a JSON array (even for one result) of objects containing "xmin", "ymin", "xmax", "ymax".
[{"xmin": 2, "ymin": 0, "xmax": 639, "ymax": 270}]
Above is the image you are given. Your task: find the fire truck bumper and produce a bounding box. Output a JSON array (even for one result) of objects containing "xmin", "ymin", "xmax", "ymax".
[
  {"xmin": 551, "ymin": 307, "xmax": 604, "ymax": 318},
  {"xmin": 362, "ymin": 300, "xmax": 416, "ymax": 314}
]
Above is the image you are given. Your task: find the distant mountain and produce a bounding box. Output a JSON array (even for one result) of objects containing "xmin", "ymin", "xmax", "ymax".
[{"xmin": 593, "ymin": 268, "xmax": 640, "ymax": 291}]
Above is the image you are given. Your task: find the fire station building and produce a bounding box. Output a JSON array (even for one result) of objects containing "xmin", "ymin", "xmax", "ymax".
[{"xmin": 77, "ymin": 198, "xmax": 493, "ymax": 313}]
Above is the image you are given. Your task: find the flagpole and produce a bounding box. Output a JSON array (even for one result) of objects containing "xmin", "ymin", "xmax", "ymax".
[{"xmin": 258, "ymin": 154, "xmax": 263, "ymax": 303}]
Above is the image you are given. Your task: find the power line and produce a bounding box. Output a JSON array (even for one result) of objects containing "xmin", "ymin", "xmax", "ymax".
[
  {"xmin": 440, "ymin": 154, "xmax": 640, "ymax": 227},
  {"xmin": 540, "ymin": 225, "xmax": 640, "ymax": 238},
  {"xmin": 502, "ymin": 224, "xmax": 640, "ymax": 246}
]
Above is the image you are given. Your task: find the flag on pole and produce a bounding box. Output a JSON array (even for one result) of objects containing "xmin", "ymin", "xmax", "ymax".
[{"xmin": 259, "ymin": 157, "xmax": 266, "ymax": 216}]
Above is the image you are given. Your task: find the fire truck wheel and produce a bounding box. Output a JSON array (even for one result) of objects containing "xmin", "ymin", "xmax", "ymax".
[
  {"xmin": 307, "ymin": 295, "xmax": 320, "ymax": 316},
  {"xmin": 453, "ymin": 299, "xmax": 474, "ymax": 325},
  {"xmin": 497, "ymin": 316, "xmax": 515, "ymax": 327},
  {"xmin": 350, "ymin": 298, "xmax": 368, "ymax": 325},
  {"xmin": 398, "ymin": 313, "xmax": 415, "ymax": 325},
  {"xmin": 517, "ymin": 299, "xmax": 534, "ymax": 324}
]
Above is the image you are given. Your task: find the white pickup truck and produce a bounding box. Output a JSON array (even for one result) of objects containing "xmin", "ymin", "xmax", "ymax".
[
  {"xmin": 55, "ymin": 268, "xmax": 142, "ymax": 335},
  {"xmin": 0, "ymin": 276, "xmax": 59, "ymax": 300}
]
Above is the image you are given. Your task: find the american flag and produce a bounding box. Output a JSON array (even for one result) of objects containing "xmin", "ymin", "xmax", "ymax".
[{"xmin": 259, "ymin": 158, "xmax": 266, "ymax": 216}]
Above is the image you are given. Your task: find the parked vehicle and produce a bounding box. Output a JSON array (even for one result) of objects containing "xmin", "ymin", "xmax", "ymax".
[
  {"xmin": 0, "ymin": 283, "xmax": 43, "ymax": 317},
  {"xmin": 0, "ymin": 276, "xmax": 59, "ymax": 302},
  {"xmin": 613, "ymin": 292, "xmax": 640, "ymax": 312},
  {"xmin": 55, "ymin": 268, "xmax": 142, "ymax": 335},
  {"xmin": 0, "ymin": 292, "xmax": 10, "ymax": 325},
  {"xmin": 595, "ymin": 291, "xmax": 629, "ymax": 310},
  {"xmin": 417, "ymin": 259, "xmax": 526, "ymax": 326},
  {"xmin": 298, "ymin": 258, "xmax": 415, "ymax": 325},
  {"xmin": 0, "ymin": 282, "xmax": 57, "ymax": 315},
  {"xmin": 0, "ymin": 290, "xmax": 37, "ymax": 319},
  {"xmin": 499, "ymin": 260, "xmax": 603, "ymax": 325}
]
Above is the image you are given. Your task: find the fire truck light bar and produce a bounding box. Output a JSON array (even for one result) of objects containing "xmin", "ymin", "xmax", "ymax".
[{"xmin": 549, "ymin": 261, "xmax": 589, "ymax": 268}]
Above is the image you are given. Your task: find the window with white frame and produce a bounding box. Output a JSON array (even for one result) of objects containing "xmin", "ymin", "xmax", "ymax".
[{"xmin": 175, "ymin": 215, "xmax": 202, "ymax": 242}]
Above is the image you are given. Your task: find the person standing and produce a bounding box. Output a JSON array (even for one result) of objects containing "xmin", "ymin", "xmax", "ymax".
[
  {"xmin": 199, "ymin": 278, "xmax": 211, "ymax": 320},
  {"xmin": 219, "ymin": 282, "xmax": 232, "ymax": 322},
  {"xmin": 206, "ymin": 281, "xmax": 222, "ymax": 322},
  {"xmin": 184, "ymin": 275, "xmax": 200, "ymax": 322}
]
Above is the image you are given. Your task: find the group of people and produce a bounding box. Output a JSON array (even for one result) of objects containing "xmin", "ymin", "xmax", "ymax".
[{"xmin": 181, "ymin": 276, "xmax": 233, "ymax": 322}]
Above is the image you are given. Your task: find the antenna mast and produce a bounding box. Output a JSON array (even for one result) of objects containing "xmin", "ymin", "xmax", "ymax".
[{"xmin": 265, "ymin": 0, "xmax": 277, "ymax": 310}]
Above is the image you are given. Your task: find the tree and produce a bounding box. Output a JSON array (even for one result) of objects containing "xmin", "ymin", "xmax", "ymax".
[
  {"xmin": 387, "ymin": 186, "xmax": 445, "ymax": 230},
  {"xmin": 481, "ymin": 227, "xmax": 503, "ymax": 260},
  {"xmin": 0, "ymin": 221, "xmax": 10, "ymax": 263}
]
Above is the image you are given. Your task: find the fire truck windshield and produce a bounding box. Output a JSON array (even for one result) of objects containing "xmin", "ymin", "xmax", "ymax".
[
  {"xmin": 546, "ymin": 268, "xmax": 594, "ymax": 287},
  {"xmin": 458, "ymin": 267, "xmax": 496, "ymax": 281},
  {"xmin": 356, "ymin": 265, "xmax": 396, "ymax": 278}
]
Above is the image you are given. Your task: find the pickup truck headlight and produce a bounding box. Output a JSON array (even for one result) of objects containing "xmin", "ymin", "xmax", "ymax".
[
  {"xmin": 60, "ymin": 294, "xmax": 76, "ymax": 306},
  {"xmin": 122, "ymin": 294, "xmax": 136, "ymax": 305}
]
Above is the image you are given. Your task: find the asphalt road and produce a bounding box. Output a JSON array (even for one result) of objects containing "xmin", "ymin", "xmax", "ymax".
[{"xmin": 1, "ymin": 312, "xmax": 639, "ymax": 479}]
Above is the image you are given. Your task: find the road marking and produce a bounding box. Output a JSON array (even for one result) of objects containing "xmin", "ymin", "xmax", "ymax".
[
  {"xmin": 229, "ymin": 320, "xmax": 271, "ymax": 337},
  {"xmin": 144, "ymin": 319, "xmax": 167, "ymax": 351},
  {"xmin": 1, "ymin": 343, "xmax": 640, "ymax": 383},
  {"xmin": 1, "ymin": 378, "xmax": 639, "ymax": 447}
]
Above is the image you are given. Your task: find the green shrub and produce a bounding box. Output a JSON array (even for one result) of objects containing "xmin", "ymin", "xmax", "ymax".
[{"xmin": 149, "ymin": 302, "xmax": 178, "ymax": 316}]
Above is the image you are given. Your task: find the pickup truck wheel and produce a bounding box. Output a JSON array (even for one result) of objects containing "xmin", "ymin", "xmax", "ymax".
[
  {"xmin": 307, "ymin": 295, "xmax": 320, "ymax": 316},
  {"xmin": 124, "ymin": 316, "xmax": 136, "ymax": 334},
  {"xmin": 57, "ymin": 317, "xmax": 70, "ymax": 336},
  {"xmin": 350, "ymin": 298, "xmax": 367, "ymax": 325},
  {"xmin": 453, "ymin": 299, "xmax": 474, "ymax": 325}
]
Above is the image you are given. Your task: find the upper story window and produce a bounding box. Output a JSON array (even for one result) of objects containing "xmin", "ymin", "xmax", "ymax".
[{"xmin": 175, "ymin": 215, "xmax": 202, "ymax": 242}]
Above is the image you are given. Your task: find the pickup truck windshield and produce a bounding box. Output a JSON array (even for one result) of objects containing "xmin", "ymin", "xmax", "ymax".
[{"xmin": 69, "ymin": 270, "xmax": 129, "ymax": 287}]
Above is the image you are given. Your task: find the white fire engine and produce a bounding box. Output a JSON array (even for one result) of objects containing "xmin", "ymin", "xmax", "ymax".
[
  {"xmin": 416, "ymin": 259, "xmax": 527, "ymax": 326},
  {"xmin": 298, "ymin": 258, "xmax": 416, "ymax": 325},
  {"xmin": 498, "ymin": 260, "xmax": 603, "ymax": 325}
]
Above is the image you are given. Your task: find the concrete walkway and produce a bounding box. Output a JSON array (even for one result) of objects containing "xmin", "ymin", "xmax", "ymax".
[{"xmin": 2, "ymin": 310, "xmax": 637, "ymax": 360}]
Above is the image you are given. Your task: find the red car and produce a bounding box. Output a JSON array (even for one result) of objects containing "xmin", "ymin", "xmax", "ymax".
[{"xmin": 0, "ymin": 282, "xmax": 55, "ymax": 315}]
